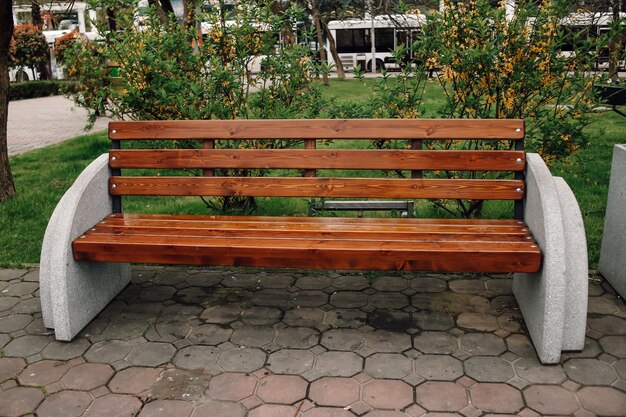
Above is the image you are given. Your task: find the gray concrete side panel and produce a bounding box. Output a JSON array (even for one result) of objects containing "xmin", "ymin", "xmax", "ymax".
[
  {"xmin": 599, "ymin": 144, "xmax": 626, "ymax": 299},
  {"xmin": 554, "ymin": 177, "xmax": 588, "ymax": 351},
  {"xmin": 513, "ymin": 153, "xmax": 566, "ymax": 364},
  {"xmin": 39, "ymin": 153, "xmax": 131, "ymax": 341}
]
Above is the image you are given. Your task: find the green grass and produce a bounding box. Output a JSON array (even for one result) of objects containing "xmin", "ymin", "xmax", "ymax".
[{"xmin": 1, "ymin": 81, "xmax": 625, "ymax": 268}]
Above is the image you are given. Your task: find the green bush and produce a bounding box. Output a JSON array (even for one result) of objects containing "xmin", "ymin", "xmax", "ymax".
[{"xmin": 8, "ymin": 80, "xmax": 73, "ymax": 100}]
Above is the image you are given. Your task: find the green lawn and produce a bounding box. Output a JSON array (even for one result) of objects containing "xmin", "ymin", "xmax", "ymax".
[{"xmin": 1, "ymin": 80, "xmax": 624, "ymax": 268}]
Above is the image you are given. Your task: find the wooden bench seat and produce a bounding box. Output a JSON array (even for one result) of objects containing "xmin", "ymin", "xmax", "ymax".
[
  {"xmin": 74, "ymin": 214, "xmax": 541, "ymax": 272},
  {"xmin": 41, "ymin": 118, "xmax": 589, "ymax": 365}
]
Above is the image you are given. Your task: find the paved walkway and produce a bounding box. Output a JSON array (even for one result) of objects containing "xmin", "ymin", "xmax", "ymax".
[
  {"xmin": 0, "ymin": 267, "xmax": 625, "ymax": 416},
  {"xmin": 7, "ymin": 96, "xmax": 110, "ymax": 157}
]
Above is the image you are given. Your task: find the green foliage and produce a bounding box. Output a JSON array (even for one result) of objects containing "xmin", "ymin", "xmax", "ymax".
[
  {"xmin": 54, "ymin": 30, "xmax": 81, "ymax": 64},
  {"xmin": 8, "ymin": 80, "xmax": 72, "ymax": 100},
  {"xmin": 9, "ymin": 25, "xmax": 49, "ymax": 70},
  {"xmin": 421, "ymin": 0, "xmax": 603, "ymax": 164}
]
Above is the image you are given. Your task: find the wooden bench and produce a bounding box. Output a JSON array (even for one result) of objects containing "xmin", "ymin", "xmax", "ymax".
[{"xmin": 40, "ymin": 118, "xmax": 588, "ymax": 364}]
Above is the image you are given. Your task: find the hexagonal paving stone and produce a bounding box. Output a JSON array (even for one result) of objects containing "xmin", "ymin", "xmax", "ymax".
[
  {"xmin": 218, "ymin": 347, "xmax": 266, "ymax": 372},
  {"xmin": 563, "ymin": 358, "xmax": 617, "ymax": 385},
  {"xmin": 470, "ymin": 383, "xmax": 524, "ymax": 414},
  {"xmin": 449, "ymin": 280, "xmax": 485, "ymax": 294},
  {"xmin": 514, "ymin": 357, "xmax": 566, "ymax": 384},
  {"xmin": 456, "ymin": 313, "xmax": 498, "ymax": 332},
  {"xmin": 412, "ymin": 311, "xmax": 454, "ymax": 331},
  {"xmin": 333, "ymin": 276, "xmax": 369, "ymax": 291},
  {"xmin": 330, "ymin": 292, "xmax": 368, "ymax": 308},
  {"xmin": 267, "ymin": 349, "xmax": 314, "ymax": 375},
  {"xmin": 369, "ymin": 293, "xmax": 409, "ymax": 309},
  {"xmin": 241, "ymin": 307, "xmax": 283, "ymax": 325},
  {"xmin": 415, "ymin": 381, "xmax": 468, "ymax": 412},
  {"xmin": 303, "ymin": 407, "xmax": 354, "ymax": 417},
  {"xmin": 127, "ymin": 342, "xmax": 176, "ymax": 367},
  {"xmin": 18, "ymin": 360, "xmax": 69, "ymax": 386},
  {"xmin": 188, "ymin": 324, "xmax": 233, "ymax": 345},
  {"xmin": 253, "ymin": 289, "xmax": 290, "ymax": 307},
  {"xmin": 314, "ymin": 351, "xmax": 363, "ymax": 377},
  {"xmin": 256, "ymin": 375, "xmax": 308, "ymax": 404},
  {"xmin": 324, "ymin": 309, "xmax": 367, "ymax": 329},
  {"xmin": 321, "ymin": 329, "xmax": 365, "ymax": 351},
  {"xmin": 248, "ymin": 404, "xmax": 299, "ymax": 417},
  {"xmin": 362, "ymin": 379, "xmax": 413, "ymax": 409},
  {"xmin": 2, "ymin": 281, "xmax": 38, "ymax": 296},
  {"xmin": 258, "ymin": 274, "xmax": 295, "ymax": 289},
  {"xmin": 173, "ymin": 346, "xmax": 220, "ymax": 371},
  {"xmin": 36, "ymin": 390, "xmax": 92, "ymax": 417},
  {"xmin": 523, "ymin": 385, "xmax": 579, "ymax": 415},
  {"xmin": 0, "ymin": 386, "xmax": 44, "ymax": 417},
  {"xmin": 0, "ymin": 296, "xmax": 19, "ymax": 312},
  {"xmin": 365, "ymin": 330, "xmax": 412, "ymax": 353},
  {"xmin": 230, "ymin": 325, "xmax": 275, "ymax": 347},
  {"xmin": 599, "ymin": 335, "xmax": 626, "ymax": 358},
  {"xmin": 84, "ymin": 340, "xmax": 133, "ymax": 363},
  {"xmin": 464, "ymin": 356, "xmax": 513, "ymax": 382},
  {"xmin": 294, "ymin": 275, "xmax": 332, "ymax": 290},
  {"xmin": 109, "ymin": 366, "xmax": 162, "ymax": 395},
  {"xmin": 414, "ymin": 355, "xmax": 463, "ymax": 381},
  {"xmin": 372, "ymin": 276, "xmax": 408, "ymax": 292},
  {"xmin": 413, "ymin": 331, "xmax": 458, "ymax": 354},
  {"xmin": 365, "ymin": 353, "xmax": 412, "ymax": 379},
  {"xmin": 61, "ymin": 363, "xmax": 114, "ymax": 391},
  {"xmin": 222, "ymin": 273, "xmax": 260, "ymax": 288},
  {"xmin": 413, "ymin": 293, "xmax": 490, "ymax": 314},
  {"xmin": 137, "ymin": 400, "xmax": 194, "ymax": 417},
  {"xmin": 150, "ymin": 368, "xmax": 212, "ymax": 402},
  {"xmin": 485, "ymin": 279, "xmax": 512, "ymax": 295},
  {"xmin": 460, "ymin": 333, "xmax": 506, "ymax": 356},
  {"xmin": 92, "ymin": 318, "xmax": 150, "ymax": 342},
  {"xmin": 410, "ymin": 277, "xmax": 447, "ymax": 292},
  {"xmin": 207, "ymin": 373, "xmax": 257, "ymax": 401},
  {"xmin": 191, "ymin": 400, "xmax": 246, "ymax": 417},
  {"xmin": 587, "ymin": 315, "xmax": 626, "ymax": 335},
  {"xmin": 83, "ymin": 394, "xmax": 143, "ymax": 417},
  {"xmin": 615, "ymin": 358, "xmax": 626, "ymax": 379},
  {"xmin": 145, "ymin": 321, "xmax": 191, "ymax": 343},
  {"xmin": 0, "ymin": 313, "xmax": 33, "ymax": 332},
  {"xmin": 275, "ymin": 327, "xmax": 319, "ymax": 349},
  {"xmin": 200, "ymin": 305, "xmax": 242, "ymax": 324},
  {"xmin": 577, "ymin": 386, "xmax": 626, "ymax": 416},
  {"xmin": 505, "ymin": 334, "xmax": 536, "ymax": 358},
  {"xmin": 3, "ymin": 334, "xmax": 50, "ymax": 357},
  {"xmin": 289, "ymin": 290, "xmax": 328, "ymax": 307},
  {"xmin": 41, "ymin": 339, "xmax": 91, "ymax": 361},
  {"xmin": 309, "ymin": 377, "xmax": 360, "ymax": 407},
  {"xmin": 367, "ymin": 310, "xmax": 411, "ymax": 331},
  {"xmin": 0, "ymin": 357, "xmax": 26, "ymax": 382},
  {"xmin": 284, "ymin": 308, "xmax": 325, "ymax": 327},
  {"xmin": 152, "ymin": 270, "xmax": 189, "ymax": 286},
  {"xmin": 139, "ymin": 285, "xmax": 177, "ymax": 302}
]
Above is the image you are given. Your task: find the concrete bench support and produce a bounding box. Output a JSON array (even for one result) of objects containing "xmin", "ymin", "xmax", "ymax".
[
  {"xmin": 40, "ymin": 154, "xmax": 130, "ymax": 341},
  {"xmin": 599, "ymin": 144, "xmax": 626, "ymax": 299},
  {"xmin": 514, "ymin": 153, "xmax": 588, "ymax": 364}
]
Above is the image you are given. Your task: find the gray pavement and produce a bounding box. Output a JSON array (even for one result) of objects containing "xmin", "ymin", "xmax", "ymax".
[
  {"xmin": 7, "ymin": 96, "xmax": 110, "ymax": 157},
  {"xmin": 1, "ymin": 267, "xmax": 625, "ymax": 416}
]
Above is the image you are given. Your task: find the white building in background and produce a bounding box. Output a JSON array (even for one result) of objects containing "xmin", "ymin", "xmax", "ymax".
[{"xmin": 10, "ymin": 1, "xmax": 98, "ymax": 81}]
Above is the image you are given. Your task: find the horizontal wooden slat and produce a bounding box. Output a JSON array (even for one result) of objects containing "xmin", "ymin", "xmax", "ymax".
[
  {"xmin": 109, "ymin": 119, "xmax": 525, "ymax": 140},
  {"xmin": 101, "ymin": 214, "xmax": 530, "ymax": 234},
  {"xmin": 109, "ymin": 177, "xmax": 525, "ymax": 200},
  {"xmin": 109, "ymin": 149, "xmax": 526, "ymax": 171},
  {"xmin": 73, "ymin": 232, "xmax": 541, "ymax": 273}
]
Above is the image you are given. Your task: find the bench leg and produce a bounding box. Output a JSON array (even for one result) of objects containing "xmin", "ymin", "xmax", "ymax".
[{"xmin": 40, "ymin": 153, "xmax": 131, "ymax": 341}]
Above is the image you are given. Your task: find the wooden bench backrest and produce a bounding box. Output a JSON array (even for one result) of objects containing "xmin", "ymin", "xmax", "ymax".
[{"xmin": 108, "ymin": 119, "xmax": 526, "ymax": 217}]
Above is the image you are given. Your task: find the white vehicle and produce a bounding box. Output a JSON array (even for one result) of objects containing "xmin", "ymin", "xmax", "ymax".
[
  {"xmin": 326, "ymin": 14, "xmax": 425, "ymax": 72},
  {"xmin": 10, "ymin": 1, "xmax": 98, "ymax": 81}
]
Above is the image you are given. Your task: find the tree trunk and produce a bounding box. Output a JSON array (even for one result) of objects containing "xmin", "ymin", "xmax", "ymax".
[
  {"xmin": 311, "ymin": 2, "xmax": 329, "ymax": 86},
  {"xmin": 0, "ymin": 0, "xmax": 16, "ymax": 201},
  {"xmin": 323, "ymin": 21, "xmax": 345, "ymax": 79},
  {"xmin": 106, "ymin": 7, "xmax": 117, "ymax": 32},
  {"xmin": 32, "ymin": 0, "xmax": 51, "ymax": 80},
  {"xmin": 608, "ymin": 0, "xmax": 623, "ymax": 80}
]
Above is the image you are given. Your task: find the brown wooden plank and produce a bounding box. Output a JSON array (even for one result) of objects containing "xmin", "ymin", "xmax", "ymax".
[
  {"xmin": 109, "ymin": 149, "xmax": 526, "ymax": 171},
  {"xmin": 100, "ymin": 215, "xmax": 532, "ymax": 234},
  {"xmin": 90, "ymin": 224, "xmax": 534, "ymax": 242},
  {"xmin": 109, "ymin": 176, "xmax": 525, "ymax": 200},
  {"xmin": 73, "ymin": 233, "xmax": 541, "ymax": 272},
  {"xmin": 109, "ymin": 119, "xmax": 525, "ymax": 140},
  {"xmin": 106, "ymin": 213, "xmax": 527, "ymax": 226}
]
